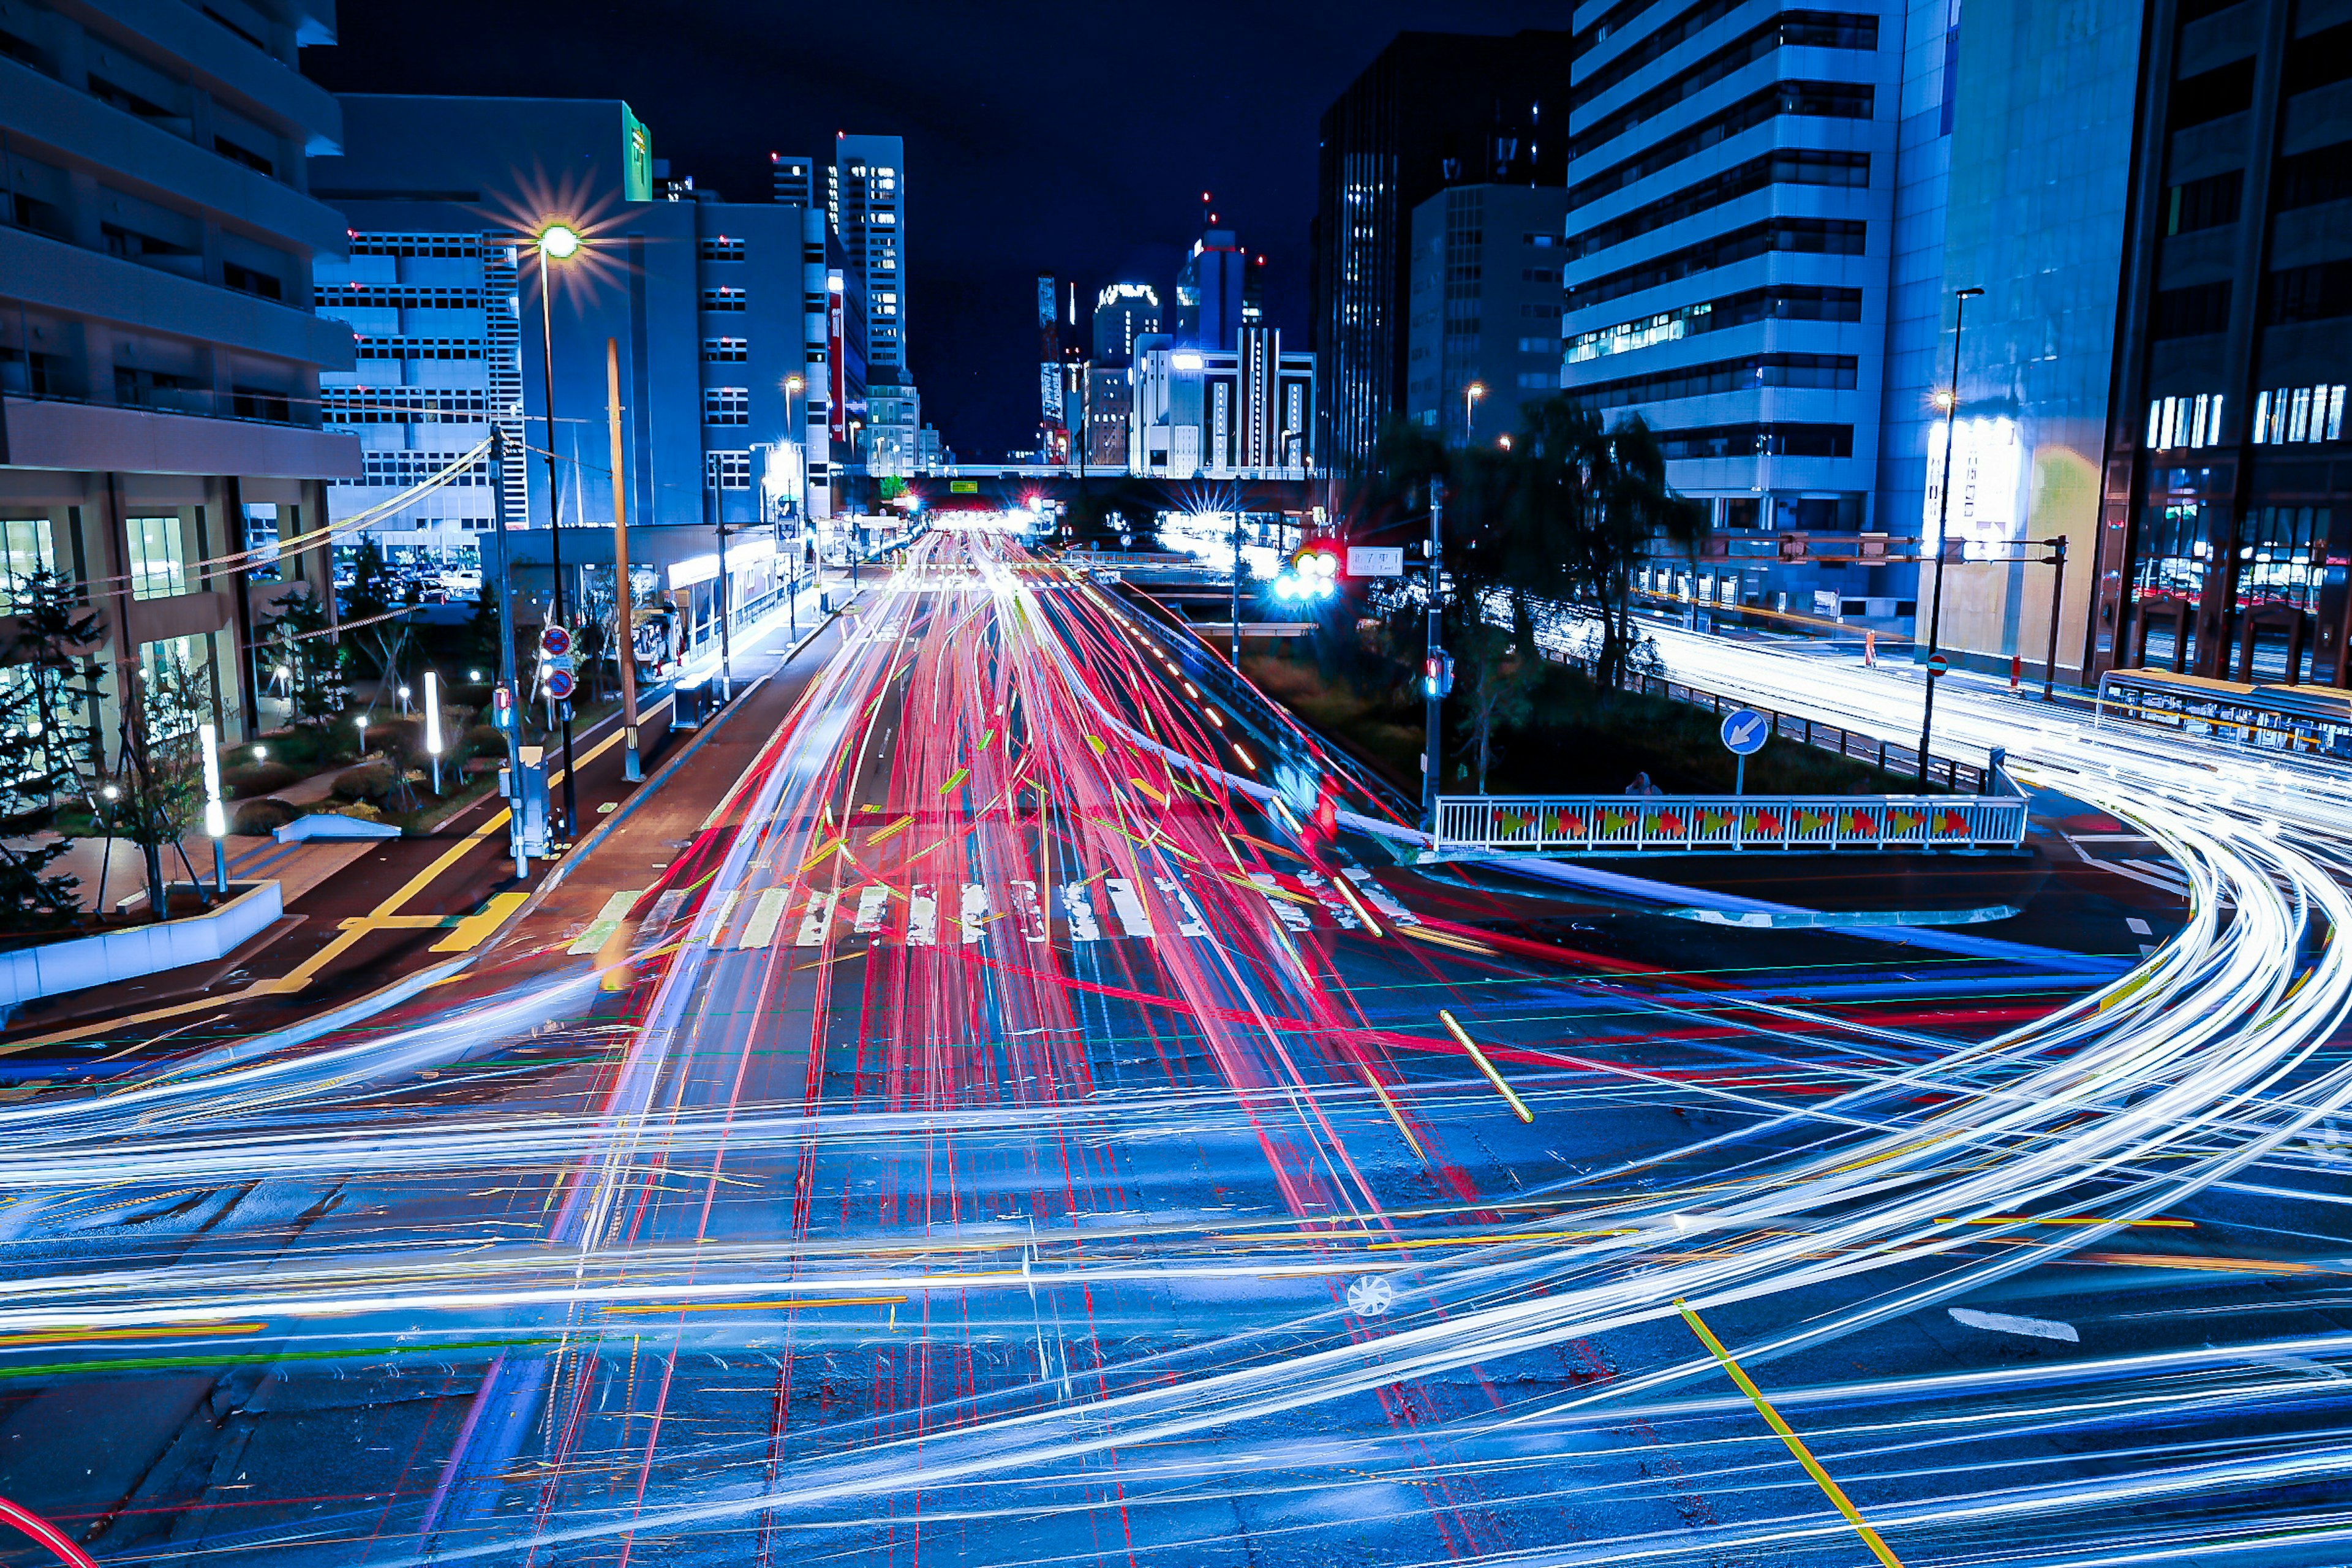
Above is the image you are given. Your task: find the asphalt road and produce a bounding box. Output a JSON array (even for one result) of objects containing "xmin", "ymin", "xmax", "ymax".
[{"xmin": 3, "ymin": 531, "xmax": 2351, "ymax": 1567}]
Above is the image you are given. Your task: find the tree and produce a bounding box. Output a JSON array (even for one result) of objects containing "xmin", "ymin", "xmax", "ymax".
[
  {"xmin": 1449, "ymin": 619, "xmax": 1538, "ymax": 793},
  {"xmin": 1511, "ymin": 399, "xmax": 1708, "ymax": 688},
  {"xmin": 0, "ymin": 569, "xmax": 107, "ymax": 932},
  {"xmin": 111, "ymin": 654, "xmax": 214, "ymax": 919},
  {"xmin": 339, "ymin": 538, "xmax": 418, "ymax": 680},
  {"xmin": 259, "ymin": 586, "xmax": 346, "ymax": 732},
  {"xmin": 466, "ymin": 589, "xmax": 503, "ymax": 677}
]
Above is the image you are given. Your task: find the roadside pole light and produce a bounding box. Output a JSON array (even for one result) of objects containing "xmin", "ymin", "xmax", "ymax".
[
  {"xmin": 535, "ymin": 219, "xmax": 584, "ymax": 839},
  {"xmin": 252, "ymin": 745, "xmax": 268, "ymax": 763},
  {"xmin": 198, "ymin": 720, "xmax": 228, "ymax": 895},
  {"xmin": 424, "ymin": 668, "xmax": 444, "ymax": 796},
  {"xmin": 1463, "ymin": 381, "xmax": 1486, "ymax": 443},
  {"xmin": 1918, "ymin": 285, "xmax": 1985, "ymax": 784},
  {"xmin": 398, "ymin": 682, "xmax": 412, "ymax": 715}
]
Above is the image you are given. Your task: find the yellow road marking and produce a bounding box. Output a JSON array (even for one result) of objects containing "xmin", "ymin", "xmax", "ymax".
[
  {"xmin": 1678, "ymin": 1298, "xmax": 1904, "ymax": 1567},
  {"xmin": 431, "ymin": 891, "xmax": 532, "ymax": 953},
  {"xmin": 1437, "ymin": 1008, "xmax": 1534, "ymax": 1123}
]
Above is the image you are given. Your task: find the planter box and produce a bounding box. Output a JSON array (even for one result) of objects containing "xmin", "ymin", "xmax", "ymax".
[{"xmin": 0, "ymin": 881, "xmax": 284, "ymax": 1014}]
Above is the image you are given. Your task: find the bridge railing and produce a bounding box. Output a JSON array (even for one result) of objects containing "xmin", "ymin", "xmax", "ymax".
[{"xmin": 1431, "ymin": 791, "xmax": 2028, "ymax": 854}]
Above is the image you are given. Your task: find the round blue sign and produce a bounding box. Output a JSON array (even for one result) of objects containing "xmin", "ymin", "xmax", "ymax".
[{"xmin": 1720, "ymin": 707, "xmax": 1771, "ymax": 756}]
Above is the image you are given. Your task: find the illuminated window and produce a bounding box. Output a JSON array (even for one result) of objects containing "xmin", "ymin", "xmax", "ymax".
[
  {"xmin": 126, "ymin": 516, "xmax": 187, "ymax": 600},
  {"xmin": 0, "ymin": 517, "xmax": 56, "ymax": 609}
]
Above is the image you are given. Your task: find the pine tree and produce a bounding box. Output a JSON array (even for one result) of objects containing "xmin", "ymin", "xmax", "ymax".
[
  {"xmin": 0, "ymin": 568, "xmax": 104, "ymax": 932},
  {"xmin": 112, "ymin": 655, "xmax": 214, "ymax": 919},
  {"xmin": 260, "ymin": 586, "xmax": 345, "ymax": 731}
]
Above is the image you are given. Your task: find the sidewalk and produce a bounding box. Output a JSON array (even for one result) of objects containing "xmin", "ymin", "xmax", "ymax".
[{"xmin": 0, "ymin": 573, "xmax": 869, "ymax": 1055}]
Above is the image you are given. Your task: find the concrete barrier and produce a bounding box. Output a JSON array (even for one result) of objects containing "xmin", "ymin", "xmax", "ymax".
[
  {"xmin": 276, "ymin": 813, "xmax": 401, "ymax": 843},
  {"xmin": 0, "ymin": 881, "xmax": 284, "ymax": 1013}
]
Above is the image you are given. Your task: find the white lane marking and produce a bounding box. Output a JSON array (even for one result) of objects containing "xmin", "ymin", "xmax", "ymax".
[
  {"xmin": 853, "ymin": 884, "xmax": 891, "ymax": 935},
  {"xmin": 643, "ymin": 889, "xmax": 687, "ymax": 937},
  {"xmin": 790, "ymin": 890, "xmax": 832, "ymax": 948},
  {"xmin": 1011, "ymin": 880, "xmax": 1049, "ymax": 941},
  {"xmin": 908, "ymin": 884, "xmax": 937, "ymax": 946},
  {"xmin": 1060, "ymin": 882, "xmax": 1102, "ymax": 943},
  {"xmin": 2126, "ymin": 916, "xmax": 2153, "ymax": 935},
  {"xmin": 1249, "ymin": 872, "xmax": 1314, "ymax": 933},
  {"xmin": 699, "ymin": 891, "xmax": 741, "ymax": 943},
  {"xmin": 1105, "ymin": 878, "xmax": 1156, "ymax": 938},
  {"xmin": 960, "ymin": 883, "xmax": 989, "ymax": 944},
  {"xmin": 740, "ymin": 888, "xmax": 792, "ymax": 949},
  {"xmin": 1295, "ymin": 870, "xmax": 1361, "ymax": 930},
  {"xmin": 568, "ymin": 891, "xmax": 638, "ymax": 954},
  {"xmin": 1949, "ymin": 1306, "xmax": 2078, "ymax": 1344},
  {"xmin": 1153, "ymin": 875, "xmax": 1211, "ymax": 937},
  {"xmin": 1343, "ymin": 867, "xmax": 1420, "ymax": 926}
]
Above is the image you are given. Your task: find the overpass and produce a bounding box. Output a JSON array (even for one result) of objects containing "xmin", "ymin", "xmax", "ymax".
[{"xmin": 834, "ymin": 466, "xmax": 1324, "ymax": 518}]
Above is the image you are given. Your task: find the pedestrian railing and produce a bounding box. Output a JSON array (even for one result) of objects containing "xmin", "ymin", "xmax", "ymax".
[{"xmin": 1431, "ymin": 790, "xmax": 2028, "ymax": 854}]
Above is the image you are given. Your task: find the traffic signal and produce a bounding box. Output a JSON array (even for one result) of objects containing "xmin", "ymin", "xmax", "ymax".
[
  {"xmin": 1273, "ymin": 541, "xmax": 1342, "ymax": 603},
  {"xmin": 1421, "ymin": 650, "xmax": 1455, "ymax": 698}
]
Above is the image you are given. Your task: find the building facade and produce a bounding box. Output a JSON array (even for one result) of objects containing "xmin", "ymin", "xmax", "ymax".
[
  {"xmin": 1175, "ymin": 227, "xmax": 1249, "ymax": 350},
  {"xmin": 1128, "ymin": 328, "xmax": 1314, "ymax": 480},
  {"xmin": 1311, "ymin": 28, "xmax": 1572, "ymax": 473},
  {"xmin": 1093, "ymin": 282, "xmax": 1159, "ymax": 365},
  {"xmin": 1405, "ymin": 183, "xmax": 1569, "ymax": 444},
  {"xmin": 2094, "ymin": 0, "xmax": 2352, "ymax": 685},
  {"xmin": 827, "ymin": 134, "xmax": 907, "ymax": 391},
  {"xmin": 309, "ymin": 96, "xmax": 837, "ymax": 571},
  {"xmin": 1559, "ymin": 0, "xmax": 1909, "ymax": 617},
  {"xmin": 1, "ymin": 0, "xmax": 356, "ymax": 749}
]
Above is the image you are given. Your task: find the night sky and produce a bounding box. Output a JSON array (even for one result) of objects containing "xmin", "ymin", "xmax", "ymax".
[{"xmin": 305, "ymin": 1, "xmax": 1562, "ymax": 462}]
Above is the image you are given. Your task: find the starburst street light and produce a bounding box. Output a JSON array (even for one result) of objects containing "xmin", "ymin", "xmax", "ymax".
[
  {"xmin": 531, "ymin": 218, "xmax": 587, "ymax": 839},
  {"xmin": 537, "ymin": 222, "xmax": 581, "ymax": 259}
]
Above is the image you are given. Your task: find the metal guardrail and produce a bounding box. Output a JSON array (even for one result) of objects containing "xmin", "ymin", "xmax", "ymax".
[{"xmin": 1432, "ymin": 791, "xmax": 2028, "ymax": 854}]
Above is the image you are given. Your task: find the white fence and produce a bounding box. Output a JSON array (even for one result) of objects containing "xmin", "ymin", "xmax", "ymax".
[{"xmin": 1431, "ymin": 793, "xmax": 2028, "ymax": 854}]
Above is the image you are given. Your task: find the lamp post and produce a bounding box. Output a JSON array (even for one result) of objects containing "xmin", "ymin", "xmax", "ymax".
[
  {"xmin": 424, "ymin": 668, "xmax": 444, "ymax": 795},
  {"xmin": 535, "ymin": 221, "xmax": 582, "ymax": 840},
  {"xmin": 487, "ymin": 429, "xmax": 527, "ymax": 879},
  {"xmin": 1462, "ymin": 381, "xmax": 1485, "ymax": 445},
  {"xmin": 198, "ymin": 720, "xmax": 227, "ymax": 896},
  {"xmin": 785, "ymin": 372, "xmax": 807, "ymax": 628},
  {"xmin": 1917, "ymin": 285, "xmax": 1985, "ymax": 783}
]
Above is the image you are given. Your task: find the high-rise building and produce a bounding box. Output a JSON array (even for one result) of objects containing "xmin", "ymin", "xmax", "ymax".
[
  {"xmin": 1405, "ymin": 184, "xmax": 1568, "ymax": 444},
  {"xmin": 1085, "ymin": 366, "xmax": 1130, "ymax": 469},
  {"xmin": 311, "ymin": 96, "xmax": 832, "ymax": 551},
  {"xmin": 1093, "ymin": 282, "xmax": 1160, "ymax": 365},
  {"xmin": 827, "ymin": 134, "xmax": 905, "ymax": 384},
  {"xmin": 2090, "ymin": 0, "xmax": 2352, "ymax": 685},
  {"xmin": 1176, "ymin": 227, "xmax": 1246, "ymax": 350},
  {"xmin": 1, "ymin": 0, "xmax": 356, "ymax": 747},
  {"xmin": 1311, "ymin": 29, "xmax": 1572, "ymax": 473},
  {"xmin": 1559, "ymin": 0, "xmax": 1904, "ymax": 612}
]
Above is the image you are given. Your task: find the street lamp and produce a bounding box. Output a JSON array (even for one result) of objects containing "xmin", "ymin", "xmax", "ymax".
[
  {"xmin": 1463, "ymin": 381, "xmax": 1486, "ymax": 445},
  {"xmin": 534, "ymin": 219, "xmax": 583, "ymax": 840},
  {"xmin": 1917, "ymin": 285, "xmax": 1985, "ymax": 785}
]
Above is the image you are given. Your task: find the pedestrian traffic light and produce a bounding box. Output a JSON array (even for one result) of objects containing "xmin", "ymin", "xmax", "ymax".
[
  {"xmin": 1273, "ymin": 541, "xmax": 1342, "ymax": 603},
  {"xmin": 1422, "ymin": 650, "xmax": 1455, "ymax": 698}
]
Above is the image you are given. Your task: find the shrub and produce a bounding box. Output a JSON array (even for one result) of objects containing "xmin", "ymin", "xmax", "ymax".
[
  {"xmin": 462, "ymin": 723, "xmax": 509, "ymax": 763},
  {"xmin": 232, "ymin": 796, "xmax": 298, "ymax": 835},
  {"xmin": 331, "ymin": 760, "xmax": 398, "ymax": 802},
  {"xmin": 221, "ymin": 760, "xmax": 302, "ymax": 799}
]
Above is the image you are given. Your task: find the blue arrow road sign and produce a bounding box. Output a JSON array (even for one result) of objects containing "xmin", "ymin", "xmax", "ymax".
[{"xmin": 1721, "ymin": 708, "xmax": 1771, "ymax": 756}]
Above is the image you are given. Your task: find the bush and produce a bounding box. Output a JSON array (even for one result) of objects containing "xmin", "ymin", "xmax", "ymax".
[
  {"xmin": 232, "ymin": 796, "xmax": 298, "ymax": 835},
  {"xmin": 462, "ymin": 723, "xmax": 508, "ymax": 763},
  {"xmin": 221, "ymin": 760, "xmax": 302, "ymax": 799},
  {"xmin": 331, "ymin": 760, "xmax": 398, "ymax": 802}
]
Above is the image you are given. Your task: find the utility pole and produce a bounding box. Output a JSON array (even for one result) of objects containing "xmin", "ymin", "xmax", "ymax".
[
  {"xmin": 488, "ymin": 431, "xmax": 526, "ymax": 879},
  {"xmin": 1917, "ymin": 285, "xmax": 1982, "ymax": 782},
  {"xmin": 711, "ymin": 480, "xmax": 734, "ymax": 703},
  {"xmin": 1422, "ymin": 479, "xmax": 1445, "ymax": 830},
  {"xmin": 605, "ymin": 338, "xmax": 641, "ymax": 782},
  {"xmin": 2045, "ymin": 535, "xmax": 2067, "ymax": 702},
  {"xmin": 1229, "ymin": 507, "xmax": 1242, "ymax": 666}
]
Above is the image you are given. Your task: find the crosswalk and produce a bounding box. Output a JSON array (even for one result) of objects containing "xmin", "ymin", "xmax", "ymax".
[{"xmin": 566, "ymin": 864, "xmax": 1423, "ymax": 957}]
